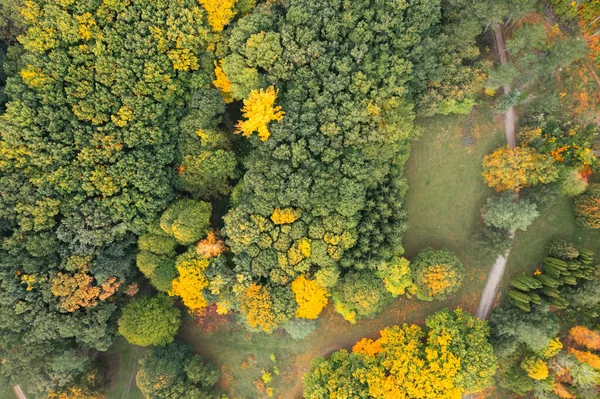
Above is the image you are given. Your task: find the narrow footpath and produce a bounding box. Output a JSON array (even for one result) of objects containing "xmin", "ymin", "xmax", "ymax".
[
  {"xmin": 473, "ymin": 22, "xmax": 518, "ymax": 322},
  {"xmin": 465, "ymin": 22, "xmax": 517, "ymax": 398}
]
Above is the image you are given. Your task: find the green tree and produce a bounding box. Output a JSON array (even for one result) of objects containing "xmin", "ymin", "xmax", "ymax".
[
  {"xmin": 118, "ymin": 295, "xmax": 180, "ymax": 347},
  {"xmin": 160, "ymin": 199, "xmax": 212, "ymax": 245},
  {"xmin": 136, "ymin": 341, "xmax": 220, "ymax": 399},
  {"xmin": 332, "ymin": 271, "xmax": 391, "ymax": 323},
  {"xmin": 180, "ymin": 149, "xmax": 237, "ymax": 198},
  {"xmin": 482, "ymin": 193, "xmax": 539, "ymax": 231}
]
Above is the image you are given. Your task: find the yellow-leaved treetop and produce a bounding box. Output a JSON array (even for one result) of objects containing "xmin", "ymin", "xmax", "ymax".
[
  {"xmin": 239, "ymin": 283, "xmax": 277, "ymax": 332},
  {"xmin": 169, "ymin": 256, "xmax": 210, "ymax": 312},
  {"xmin": 291, "ymin": 275, "xmax": 329, "ymax": 319},
  {"xmin": 199, "ymin": 0, "xmax": 237, "ymax": 32},
  {"xmin": 520, "ymin": 357, "xmax": 549, "ymax": 380},
  {"xmin": 213, "ymin": 60, "xmax": 233, "ymax": 103},
  {"xmin": 422, "ymin": 264, "xmax": 456, "ymax": 297},
  {"xmin": 271, "ymin": 207, "xmax": 301, "ymax": 224},
  {"xmin": 236, "ymin": 86, "xmax": 284, "ymax": 141},
  {"xmin": 482, "ymin": 146, "xmax": 558, "ymax": 192},
  {"xmin": 353, "ymin": 325, "xmax": 463, "ymax": 399}
]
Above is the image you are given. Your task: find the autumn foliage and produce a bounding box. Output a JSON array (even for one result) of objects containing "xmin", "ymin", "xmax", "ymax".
[
  {"xmin": 521, "ymin": 357, "xmax": 549, "ymax": 380},
  {"xmin": 199, "ymin": 0, "xmax": 237, "ymax": 32},
  {"xmin": 570, "ymin": 326, "xmax": 600, "ymax": 350},
  {"xmin": 482, "ymin": 146, "xmax": 558, "ymax": 192},
  {"xmin": 291, "ymin": 276, "xmax": 329, "ymax": 320},
  {"xmin": 304, "ymin": 309, "xmax": 497, "ymax": 399},
  {"xmin": 169, "ymin": 255, "xmax": 210, "ymax": 312},
  {"xmin": 236, "ymin": 86, "xmax": 285, "ymax": 141},
  {"xmin": 196, "ymin": 231, "xmax": 227, "ymax": 258},
  {"xmin": 51, "ymin": 272, "xmax": 120, "ymax": 312},
  {"xmin": 239, "ymin": 284, "xmax": 277, "ymax": 333}
]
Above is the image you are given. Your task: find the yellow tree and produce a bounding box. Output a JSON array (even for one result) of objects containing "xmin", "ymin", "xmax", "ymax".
[
  {"xmin": 169, "ymin": 255, "xmax": 210, "ymax": 312},
  {"xmin": 291, "ymin": 275, "xmax": 329, "ymax": 319},
  {"xmin": 521, "ymin": 357, "xmax": 549, "ymax": 380},
  {"xmin": 239, "ymin": 283, "xmax": 277, "ymax": 332},
  {"xmin": 199, "ymin": 0, "xmax": 237, "ymax": 32},
  {"xmin": 236, "ymin": 86, "xmax": 284, "ymax": 141},
  {"xmin": 482, "ymin": 146, "xmax": 558, "ymax": 192}
]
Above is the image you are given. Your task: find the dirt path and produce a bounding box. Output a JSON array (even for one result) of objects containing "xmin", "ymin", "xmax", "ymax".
[
  {"xmin": 476, "ymin": 231, "xmax": 515, "ymax": 319},
  {"xmin": 493, "ymin": 22, "xmax": 517, "ymax": 149},
  {"xmin": 13, "ymin": 385, "xmax": 26, "ymax": 399}
]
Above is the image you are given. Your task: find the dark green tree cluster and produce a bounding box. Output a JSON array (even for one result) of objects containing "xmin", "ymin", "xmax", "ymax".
[
  {"xmin": 136, "ymin": 342, "xmax": 220, "ymax": 399},
  {"xmin": 490, "ymin": 237, "xmax": 600, "ymax": 398}
]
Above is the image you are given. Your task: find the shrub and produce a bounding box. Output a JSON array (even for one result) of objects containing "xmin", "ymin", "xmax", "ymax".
[
  {"xmin": 282, "ymin": 319, "xmax": 317, "ymax": 340},
  {"xmin": 522, "ymin": 183, "xmax": 561, "ymax": 212},
  {"xmin": 118, "ymin": 295, "xmax": 181, "ymax": 347},
  {"xmin": 574, "ymin": 184, "xmax": 600, "ymax": 229},
  {"xmin": 545, "ymin": 237, "xmax": 579, "ymax": 260},
  {"xmin": 412, "ymin": 248, "xmax": 465, "ymax": 301},
  {"xmin": 560, "ymin": 168, "xmax": 588, "ymax": 196},
  {"xmin": 376, "ymin": 256, "xmax": 415, "ymax": 297},
  {"xmin": 482, "ymin": 193, "xmax": 539, "ymax": 231},
  {"xmin": 482, "ymin": 146, "xmax": 558, "ymax": 192},
  {"xmin": 136, "ymin": 342, "xmax": 219, "ymax": 398}
]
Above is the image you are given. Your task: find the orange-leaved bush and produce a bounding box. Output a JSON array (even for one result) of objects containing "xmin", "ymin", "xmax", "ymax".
[
  {"xmin": 291, "ymin": 275, "xmax": 329, "ymax": 319},
  {"xmin": 482, "ymin": 146, "xmax": 558, "ymax": 192},
  {"xmin": 236, "ymin": 86, "xmax": 284, "ymax": 141},
  {"xmin": 570, "ymin": 348, "xmax": 600, "ymax": 370},
  {"xmin": 570, "ymin": 326, "xmax": 600, "ymax": 350},
  {"xmin": 51, "ymin": 272, "xmax": 120, "ymax": 312},
  {"xmin": 196, "ymin": 230, "xmax": 227, "ymax": 258}
]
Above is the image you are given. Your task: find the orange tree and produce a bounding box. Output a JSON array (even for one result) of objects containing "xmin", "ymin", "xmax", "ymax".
[
  {"xmin": 303, "ymin": 309, "xmax": 497, "ymax": 398},
  {"xmin": 412, "ymin": 248, "xmax": 465, "ymax": 301},
  {"xmin": 482, "ymin": 146, "xmax": 559, "ymax": 192}
]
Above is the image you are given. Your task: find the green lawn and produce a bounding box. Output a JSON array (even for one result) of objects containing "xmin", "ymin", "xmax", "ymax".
[{"xmin": 103, "ymin": 338, "xmax": 146, "ymax": 399}]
